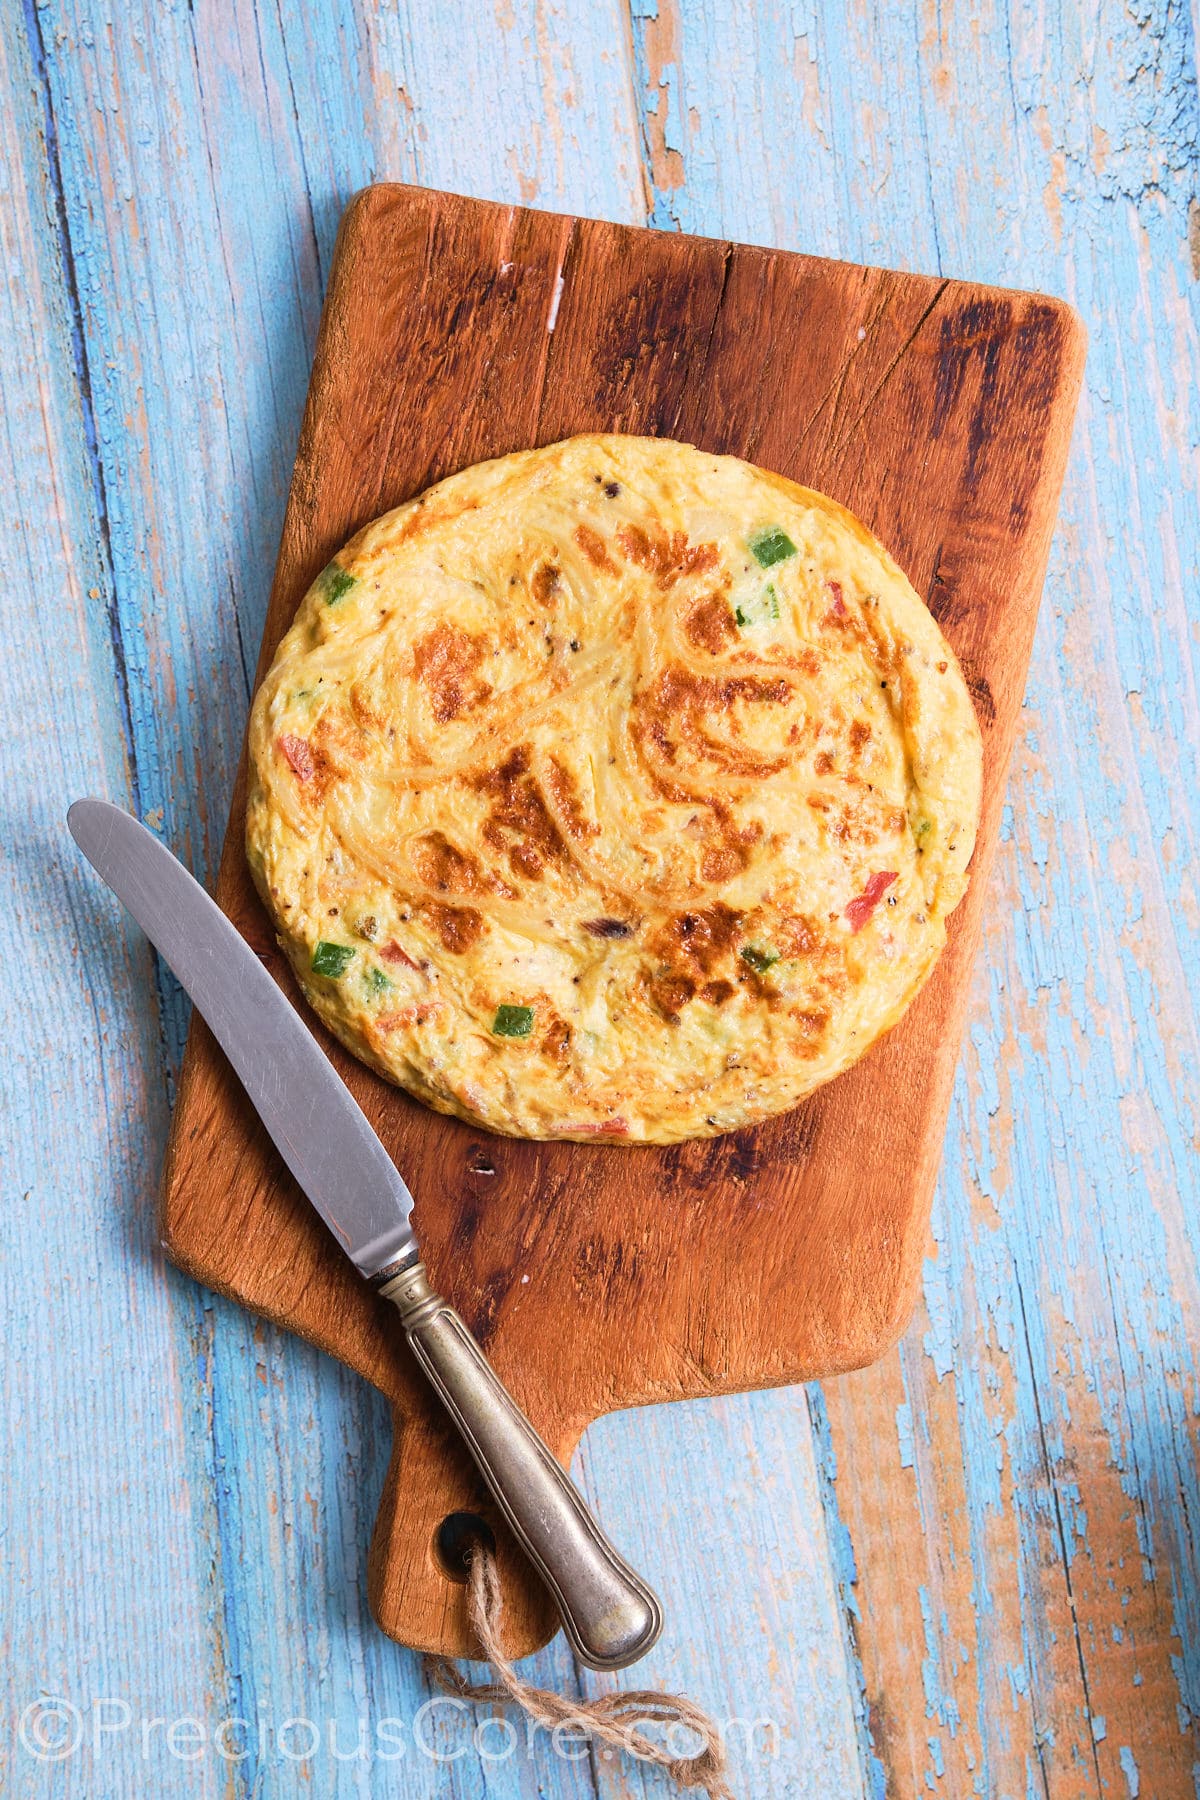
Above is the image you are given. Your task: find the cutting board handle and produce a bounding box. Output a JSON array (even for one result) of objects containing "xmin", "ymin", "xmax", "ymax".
[{"xmin": 379, "ymin": 1259, "xmax": 663, "ymax": 1670}]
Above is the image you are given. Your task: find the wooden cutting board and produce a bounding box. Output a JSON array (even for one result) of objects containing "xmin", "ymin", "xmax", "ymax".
[{"xmin": 161, "ymin": 183, "xmax": 1085, "ymax": 1661}]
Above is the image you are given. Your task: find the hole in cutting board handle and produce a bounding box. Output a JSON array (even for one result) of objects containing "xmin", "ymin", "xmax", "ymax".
[{"xmin": 435, "ymin": 1511, "xmax": 496, "ymax": 1582}]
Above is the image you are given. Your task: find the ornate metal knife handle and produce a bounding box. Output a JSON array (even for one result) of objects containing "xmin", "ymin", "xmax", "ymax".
[{"xmin": 377, "ymin": 1259, "xmax": 663, "ymax": 1670}]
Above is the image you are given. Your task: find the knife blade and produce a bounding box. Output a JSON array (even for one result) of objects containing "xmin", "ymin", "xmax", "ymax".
[
  {"xmin": 67, "ymin": 798, "xmax": 662, "ymax": 1670},
  {"xmin": 67, "ymin": 798, "xmax": 416, "ymax": 1278}
]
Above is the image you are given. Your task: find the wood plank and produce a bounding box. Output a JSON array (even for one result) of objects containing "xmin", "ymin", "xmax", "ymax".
[
  {"xmin": 579, "ymin": 1391, "xmax": 868, "ymax": 1797},
  {"xmin": 0, "ymin": 5, "xmax": 229, "ymax": 1787},
  {"xmin": 161, "ymin": 180, "xmax": 1083, "ymax": 1670}
]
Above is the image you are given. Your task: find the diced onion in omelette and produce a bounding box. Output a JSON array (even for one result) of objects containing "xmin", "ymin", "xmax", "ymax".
[{"xmin": 246, "ymin": 435, "xmax": 982, "ymax": 1145}]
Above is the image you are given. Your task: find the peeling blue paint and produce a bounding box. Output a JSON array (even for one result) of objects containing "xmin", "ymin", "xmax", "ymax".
[
  {"xmin": 1120, "ymin": 1744, "xmax": 1141, "ymax": 1796},
  {"xmin": 896, "ymin": 1400, "xmax": 915, "ymax": 1471},
  {"xmin": 808, "ymin": 1385, "xmax": 886, "ymax": 1800}
]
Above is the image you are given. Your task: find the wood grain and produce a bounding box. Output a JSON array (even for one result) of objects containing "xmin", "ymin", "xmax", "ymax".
[{"xmin": 161, "ymin": 182, "xmax": 1084, "ymax": 1661}]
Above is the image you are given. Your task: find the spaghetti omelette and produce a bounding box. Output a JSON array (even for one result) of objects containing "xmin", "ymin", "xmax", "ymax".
[{"xmin": 246, "ymin": 435, "xmax": 982, "ymax": 1144}]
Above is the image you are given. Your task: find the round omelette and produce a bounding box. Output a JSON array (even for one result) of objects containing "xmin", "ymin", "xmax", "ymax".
[{"xmin": 246, "ymin": 435, "xmax": 982, "ymax": 1144}]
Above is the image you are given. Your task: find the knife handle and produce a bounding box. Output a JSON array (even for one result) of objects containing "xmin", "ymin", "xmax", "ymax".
[{"xmin": 377, "ymin": 1259, "xmax": 663, "ymax": 1671}]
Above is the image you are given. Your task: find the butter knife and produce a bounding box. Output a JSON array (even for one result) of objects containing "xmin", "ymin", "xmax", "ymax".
[{"xmin": 67, "ymin": 798, "xmax": 662, "ymax": 1671}]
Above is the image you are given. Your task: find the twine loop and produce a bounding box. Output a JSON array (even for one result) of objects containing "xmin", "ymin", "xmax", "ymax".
[{"xmin": 426, "ymin": 1537, "xmax": 733, "ymax": 1798}]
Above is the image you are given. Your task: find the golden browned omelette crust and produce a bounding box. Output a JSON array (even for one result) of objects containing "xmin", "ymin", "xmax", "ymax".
[{"xmin": 246, "ymin": 435, "xmax": 982, "ymax": 1144}]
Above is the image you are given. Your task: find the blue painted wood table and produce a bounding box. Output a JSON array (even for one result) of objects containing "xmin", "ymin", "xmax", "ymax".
[{"xmin": 3, "ymin": 3, "xmax": 1197, "ymax": 1795}]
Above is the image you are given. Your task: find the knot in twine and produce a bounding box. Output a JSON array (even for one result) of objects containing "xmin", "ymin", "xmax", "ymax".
[{"xmin": 425, "ymin": 1537, "xmax": 733, "ymax": 1799}]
